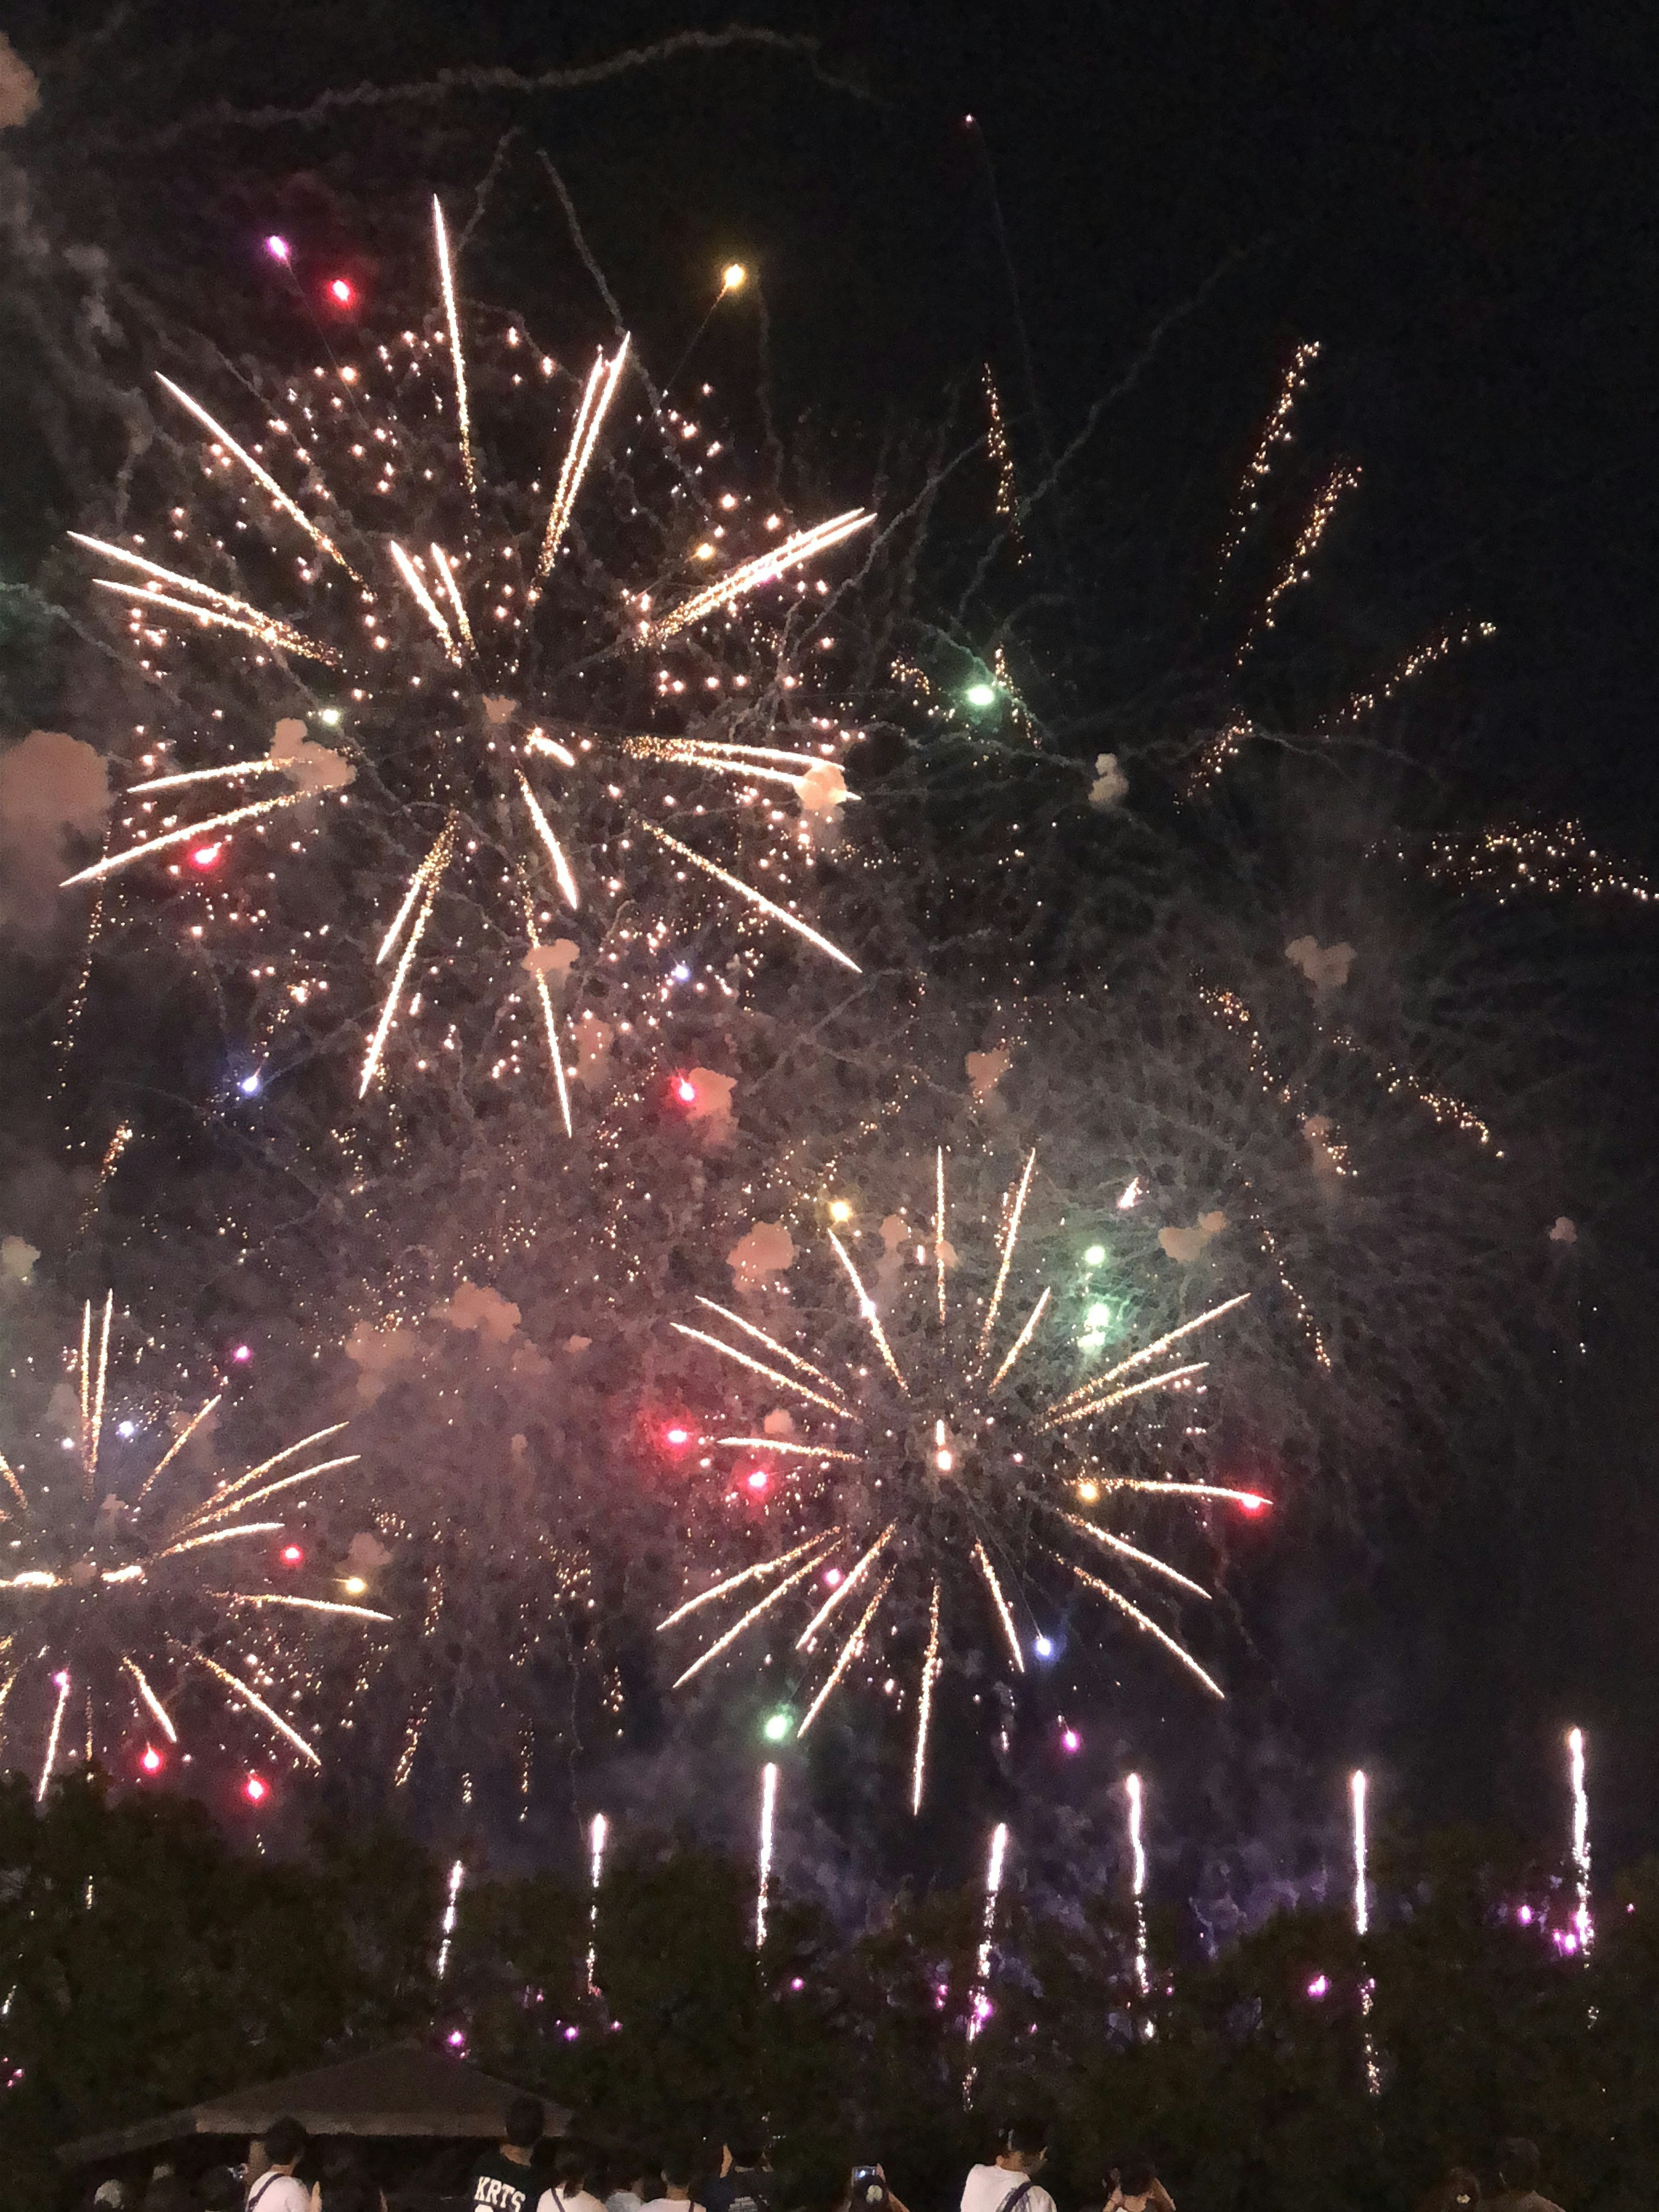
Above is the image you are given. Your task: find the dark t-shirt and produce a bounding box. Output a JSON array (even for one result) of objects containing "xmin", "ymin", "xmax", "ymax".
[
  {"xmin": 470, "ymin": 2152, "xmax": 537, "ymax": 2212},
  {"xmin": 701, "ymin": 2172, "xmax": 772, "ymax": 2212}
]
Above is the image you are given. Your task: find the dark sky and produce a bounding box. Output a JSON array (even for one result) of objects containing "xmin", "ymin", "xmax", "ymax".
[{"xmin": 5, "ymin": 0, "xmax": 1659, "ymax": 1894}]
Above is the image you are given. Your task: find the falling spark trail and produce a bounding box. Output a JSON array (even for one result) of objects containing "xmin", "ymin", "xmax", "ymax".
[
  {"xmin": 388, "ymin": 541, "xmax": 460, "ymax": 658},
  {"xmin": 181, "ymin": 1454, "xmax": 360, "ymax": 1531},
  {"xmin": 796, "ymin": 1525, "xmax": 895, "ymax": 1649},
  {"xmin": 797, "ymin": 1567, "xmax": 896, "ymax": 1735},
  {"xmin": 37, "ymin": 1672, "xmax": 70, "ymax": 1802},
  {"xmin": 652, "ymin": 510, "xmax": 873, "ymax": 637},
  {"xmin": 1041, "ymin": 1361, "xmax": 1209, "ymax": 1430},
  {"xmin": 0, "ymin": 1454, "xmax": 28, "ymax": 1515},
  {"xmin": 935, "ymin": 1147, "xmax": 948, "ymax": 1324},
  {"xmin": 911, "ymin": 1579, "xmax": 941, "ymax": 1815},
  {"xmin": 1569, "ymin": 1728, "xmax": 1593, "ymax": 1954},
  {"xmin": 827, "ymin": 1231, "xmax": 908, "ymax": 1392},
  {"xmin": 659, "ymin": 1533, "xmax": 835, "ymax": 1631},
  {"xmin": 987, "ymin": 1286, "xmax": 1051, "ymax": 1394},
  {"xmin": 376, "ymin": 826, "xmax": 454, "ymax": 966},
  {"xmin": 585, "ymin": 1814, "xmax": 607, "ymax": 1990},
  {"xmin": 670, "ymin": 1323, "xmax": 852, "ymax": 1419},
  {"xmin": 122, "ymin": 1659, "xmax": 178, "ymax": 1742},
  {"xmin": 189, "ymin": 1650, "xmax": 321, "ymax": 1765},
  {"xmin": 1064, "ymin": 1516, "xmax": 1212, "ymax": 1601},
  {"xmin": 88, "ymin": 1294, "xmax": 112, "ymax": 1492},
  {"xmin": 432, "ymin": 198, "xmax": 476, "ymax": 504},
  {"xmin": 1127, "ymin": 1773, "xmax": 1149, "ymax": 1996},
  {"xmin": 538, "ymin": 341, "xmax": 630, "ymax": 579},
  {"xmin": 694, "ymin": 1297, "xmax": 852, "ymax": 1400},
  {"xmin": 216, "ymin": 1591, "xmax": 393, "ymax": 1621},
  {"xmin": 718, "ymin": 1436, "xmax": 861, "ymax": 1463},
  {"xmin": 977, "ymin": 1149, "xmax": 1037, "ymax": 1370},
  {"xmin": 437, "ymin": 1857, "xmax": 465, "ymax": 1980},
  {"xmin": 429, "ymin": 543, "xmax": 476, "ymax": 653},
  {"xmin": 132, "ymin": 1394, "xmax": 224, "ymax": 1506},
  {"xmin": 360, "ymin": 870, "xmax": 444, "ymax": 1097},
  {"xmin": 177, "ymin": 1422, "xmax": 346, "ymax": 1519},
  {"xmin": 1047, "ymin": 1295, "xmax": 1251, "ymax": 1417},
  {"xmin": 90, "ymin": 580, "xmax": 340, "ymax": 664},
  {"xmin": 522, "ymin": 896, "xmax": 574, "ymax": 1136},
  {"xmin": 671, "ymin": 1548, "xmax": 833, "ymax": 1688},
  {"xmin": 973, "ymin": 1541, "xmax": 1025, "ymax": 1673},
  {"xmin": 159, "ymin": 1520, "xmax": 286, "ymax": 1557},
  {"xmin": 155, "ymin": 375, "xmax": 356, "ymax": 578},
  {"xmin": 1088, "ymin": 1476, "xmax": 1271, "ymax": 1507},
  {"xmin": 641, "ymin": 823, "xmax": 861, "ymax": 973},
  {"xmin": 72, "ymin": 535, "xmax": 335, "ymax": 662},
  {"xmin": 1065, "ymin": 1562, "xmax": 1224, "ymax": 1697},
  {"xmin": 755, "ymin": 1764, "xmax": 779, "ymax": 1948},
  {"xmin": 60, "ymin": 791, "xmax": 309, "ymax": 890},
  {"xmin": 1353, "ymin": 1768, "xmax": 1382, "ymax": 2093},
  {"xmin": 966, "ymin": 1822, "xmax": 1009, "ymax": 2042},
  {"xmin": 517, "ymin": 774, "xmax": 581, "ymax": 908}
]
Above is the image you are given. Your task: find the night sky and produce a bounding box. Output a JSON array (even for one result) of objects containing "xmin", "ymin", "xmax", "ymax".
[{"xmin": 3, "ymin": 1, "xmax": 1659, "ymax": 1902}]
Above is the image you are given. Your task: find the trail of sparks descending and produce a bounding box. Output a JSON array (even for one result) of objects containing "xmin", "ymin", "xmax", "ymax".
[
  {"xmin": 517, "ymin": 774, "xmax": 581, "ymax": 909},
  {"xmin": 155, "ymin": 374, "xmax": 357, "ymax": 578},
  {"xmin": 539, "ymin": 341, "xmax": 631, "ymax": 578},
  {"xmin": 973, "ymin": 1541, "xmax": 1027, "ymax": 1674},
  {"xmin": 1040, "ymin": 1360, "xmax": 1209, "ymax": 1430},
  {"xmin": 935, "ymin": 1146, "xmax": 948, "ymax": 1323},
  {"xmin": 796, "ymin": 1526, "xmax": 895, "ymax": 1650},
  {"xmin": 910, "ymin": 1579, "xmax": 941, "ymax": 1815},
  {"xmin": 796, "ymin": 1565, "xmax": 896, "ymax": 1735},
  {"xmin": 37, "ymin": 1672, "xmax": 70, "ymax": 1802},
  {"xmin": 1568, "ymin": 1727, "xmax": 1593, "ymax": 1954},
  {"xmin": 1066, "ymin": 1561, "xmax": 1224, "ymax": 1699},
  {"xmin": 755, "ymin": 1764, "xmax": 779, "ymax": 1948},
  {"xmin": 671, "ymin": 1546, "xmax": 834, "ymax": 1688},
  {"xmin": 60, "ymin": 791, "xmax": 310, "ymax": 890},
  {"xmin": 671, "ymin": 1322, "xmax": 853, "ymax": 1419},
  {"xmin": 1353, "ymin": 1767, "xmax": 1381, "ymax": 2093},
  {"xmin": 1046, "ymin": 1294, "xmax": 1252, "ymax": 1420},
  {"xmin": 360, "ymin": 841, "xmax": 451, "ymax": 1097},
  {"xmin": 1219, "ymin": 339, "xmax": 1322, "ymax": 576},
  {"xmin": 72, "ymin": 535, "xmax": 339, "ymax": 664},
  {"xmin": 189, "ymin": 1650, "xmax": 322, "ymax": 1766},
  {"xmin": 987, "ymin": 1285, "xmax": 1050, "ymax": 1394},
  {"xmin": 826, "ymin": 1230, "xmax": 908, "ymax": 1392},
  {"xmin": 585, "ymin": 1813, "xmax": 607, "ymax": 1991},
  {"xmin": 389, "ymin": 540, "xmax": 461, "ymax": 660},
  {"xmin": 1065, "ymin": 1515, "xmax": 1212, "ymax": 1600},
  {"xmin": 521, "ymin": 893, "xmax": 574, "ymax": 1137},
  {"xmin": 1240, "ymin": 461, "xmax": 1361, "ymax": 657},
  {"xmin": 121, "ymin": 1658, "xmax": 178, "ymax": 1743},
  {"xmin": 432, "ymin": 198, "xmax": 476, "ymax": 504},
  {"xmin": 966, "ymin": 1822, "xmax": 1009, "ymax": 2042},
  {"xmin": 436, "ymin": 1856, "xmax": 465, "ymax": 1980},
  {"xmin": 651, "ymin": 510, "xmax": 873, "ymax": 638},
  {"xmin": 659, "ymin": 1533, "xmax": 834, "ymax": 1632},
  {"xmin": 695, "ymin": 1297, "xmax": 852, "ymax": 1399},
  {"xmin": 1126, "ymin": 1772, "xmax": 1149, "ymax": 1996},
  {"xmin": 642, "ymin": 823, "xmax": 862, "ymax": 973},
  {"xmin": 977, "ymin": 1147, "xmax": 1037, "ymax": 1370}
]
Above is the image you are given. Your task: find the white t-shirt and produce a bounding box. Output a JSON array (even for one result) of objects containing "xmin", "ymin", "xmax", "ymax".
[
  {"xmin": 539, "ymin": 2190, "xmax": 607, "ymax": 2212},
  {"xmin": 641, "ymin": 2198, "xmax": 699, "ymax": 2212},
  {"xmin": 248, "ymin": 2176, "xmax": 311, "ymax": 2212},
  {"xmin": 960, "ymin": 2165, "xmax": 1057, "ymax": 2212}
]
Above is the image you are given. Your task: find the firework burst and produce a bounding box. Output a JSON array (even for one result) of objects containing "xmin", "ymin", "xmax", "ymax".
[
  {"xmin": 660, "ymin": 1144, "xmax": 1262, "ymax": 1805},
  {"xmin": 65, "ymin": 199, "xmax": 872, "ymax": 1117},
  {"xmin": 0, "ymin": 1297, "xmax": 385, "ymax": 1789}
]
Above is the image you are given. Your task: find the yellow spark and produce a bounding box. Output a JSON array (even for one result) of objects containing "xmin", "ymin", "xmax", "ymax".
[
  {"xmin": 1041, "ymin": 1361, "xmax": 1209, "ymax": 1430},
  {"xmin": 429, "ymin": 543, "xmax": 476, "ymax": 655},
  {"xmin": 360, "ymin": 861, "xmax": 446, "ymax": 1098},
  {"xmin": 60, "ymin": 789, "xmax": 310, "ymax": 890},
  {"xmin": 122, "ymin": 1657, "xmax": 178, "ymax": 1743},
  {"xmin": 911, "ymin": 1578, "xmax": 941, "ymax": 1815},
  {"xmin": 651, "ymin": 509, "xmax": 873, "ymax": 638},
  {"xmin": 38, "ymin": 1670, "xmax": 72, "ymax": 1801},
  {"xmin": 78, "ymin": 1300, "xmax": 92, "ymax": 1472},
  {"xmin": 1089, "ymin": 1475, "xmax": 1271, "ymax": 1507},
  {"xmin": 670, "ymin": 1323, "xmax": 853, "ymax": 1420},
  {"xmin": 0, "ymin": 1454, "xmax": 27, "ymax": 1514},
  {"xmin": 517, "ymin": 772, "xmax": 581, "ymax": 909},
  {"xmin": 640, "ymin": 822, "xmax": 861, "ymax": 972},
  {"xmin": 721, "ymin": 263, "xmax": 748, "ymax": 292},
  {"xmin": 987, "ymin": 1285, "xmax": 1051, "ymax": 1393},
  {"xmin": 87, "ymin": 1292, "xmax": 113, "ymax": 1495},
  {"xmin": 796, "ymin": 1564, "xmax": 896, "ymax": 1735},
  {"xmin": 128, "ymin": 760, "xmax": 286, "ymax": 795},
  {"xmin": 183, "ymin": 1421, "xmax": 349, "ymax": 1519},
  {"xmin": 1063, "ymin": 1515, "xmax": 1212, "ymax": 1601},
  {"xmin": 189, "ymin": 1648, "xmax": 322, "ymax": 1765},
  {"xmin": 73, "ymin": 535, "xmax": 337, "ymax": 663},
  {"xmin": 671, "ymin": 1547, "xmax": 833, "ymax": 1689},
  {"xmin": 156, "ymin": 374, "xmax": 357, "ymax": 579},
  {"xmin": 432, "ymin": 196, "xmax": 476, "ymax": 504},
  {"xmin": 216, "ymin": 1591, "xmax": 393, "ymax": 1622},
  {"xmin": 973, "ymin": 1540, "xmax": 1025, "ymax": 1673},
  {"xmin": 183, "ymin": 1455, "xmax": 360, "ymax": 1531},
  {"xmin": 1243, "ymin": 460, "xmax": 1360, "ymax": 652},
  {"xmin": 157, "ymin": 1521, "xmax": 284, "ymax": 1559},
  {"xmin": 92, "ymin": 578, "xmax": 344, "ymax": 664},
  {"xmin": 524, "ymin": 730, "xmax": 577, "ymax": 764},
  {"xmin": 717, "ymin": 1436, "xmax": 861, "ymax": 1462},
  {"xmin": 388, "ymin": 540, "xmax": 460, "ymax": 660},
  {"xmin": 795, "ymin": 1523, "xmax": 896, "ymax": 1649},
  {"xmin": 977, "ymin": 1149, "xmax": 1037, "ymax": 1371},
  {"xmin": 693, "ymin": 1297, "xmax": 852, "ymax": 1401},
  {"xmin": 658, "ymin": 1532, "xmax": 834, "ymax": 1632},
  {"xmin": 1046, "ymin": 1294, "xmax": 1250, "ymax": 1419},
  {"xmin": 523, "ymin": 893, "xmax": 573, "ymax": 1138},
  {"xmin": 935, "ymin": 1146, "xmax": 948, "ymax": 1324},
  {"xmin": 537, "ymin": 339, "xmax": 631, "ymax": 578},
  {"xmin": 1065, "ymin": 1559, "xmax": 1224, "ymax": 1699},
  {"xmin": 375, "ymin": 822, "xmax": 454, "ymax": 966},
  {"xmin": 826, "ymin": 1230, "xmax": 908, "ymax": 1394}
]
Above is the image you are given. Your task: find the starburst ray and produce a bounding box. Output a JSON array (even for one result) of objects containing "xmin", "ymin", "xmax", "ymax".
[
  {"xmin": 976, "ymin": 1149, "xmax": 1037, "ymax": 1371},
  {"xmin": 973, "ymin": 1539, "xmax": 1026, "ymax": 1673},
  {"xmin": 716, "ymin": 1436, "xmax": 862, "ymax": 1462},
  {"xmin": 523, "ymin": 893, "xmax": 574, "ymax": 1137},
  {"xmin": 795, "ymin": 1522, "xmax": 896, "ymax": 1649},
  {"xmin": 429, "ymin": 543, "xmax": 476, "ymax": 655},
  {"xmin": 694, "ymin": 1297, "xmax": 853, "ymax": 1401},
  {"xmin": 375, "ymin": 823, "xmax": 453, "ymax": 966},
  {"xmin": 184, "ymin": 1422, "xmax": 350, "ymax": 1519},
  {"xmin": 652, "ymin": 509, "xmax": 873, "ymax": 638},
  {"xmin": 188, "ymin": 1648, "xmax": 323, "ymax": 1765},
  {"xmin": 121, "ymin": 1657, "xmax": 178, "ymax": 1743},
  {"xmin": 516, "ymin": 774, "xmax": 581, "ymax": 909},
  {"xmin": 671, "ymin": 1324, "xmax": 854, "ymax": 1419},
  {"xmin": 1041, "ymin": 1360, "xmax": 1209, "ymax": 1430},
  {"xmin": 61, "ymin": 791, "xmax": 310, "ymax": 890},
  {"xmin": 87, "ymin": 1293, "xmax": 113, "ymax": 1495},
  {"xmin": 91, "ymin": 579, "xmax": 343, "ymax": 665},
  {"xmin": 987, "ymin": 1285, "xmax": 1052, "ymax": 1393},
  {"xmin": 388, "ymin": 541, "xmax": 461, "ymax": 660},
  {"xmin": 641, "ymin": 822, "xmax": 861, "ymax": 972},
  {"xmin": 797, "ymin": 1564, "xmax": 897, "ymax": 1735},
  {"xmin": 431, "ymin": 197, "xmax": 476, "ymax": 505},
  {"xmin": 156, "ymin": 374, "xmax": 358, "ymax": 579},
  {"xmin": 78, "ymin": 1301, "xmax": 93, "ymax": 1475},
  {"xmin": 1087, "ymin": 1475, "xmax": 1270, "ymax": 1506},
  {"xmin": 73, "ymin": 534, "xmax": 337, "ymax": 662},
  {"xmin": 658, "ymin": 1532, "xmax": 835, "ymax": 1632},
  {"xmin": 0, "ymin": 1455, "xmax": 28, "ymax": 1515},
  {"xmin": 360, "ymin": 852, "xmax": 448, "ymax": 1099},
  {"xmin": 935, "ymin": 1146, "xmax": 948, "ymax": 1324},
  {"xmin": 1063, "ymin": 1514, "xmax": 1213, "ymax": 1601},
  {"xmin": 537, "ymin": 340, "xmax": 631, "ymax": 578},
  {"xmin": 1064, "ymin": 1558, "xmax": 1224, "ymax": 1697},
  {"xmin": 37, "ymin": 1671, "xmax": 71, "ymax": 1801},
  {"xmin": 133, "ymin": 1395, "xmax": 223, "ymax": 1510},
  {"xmin": 671, "ymin": 1546, "xmax": 835, "ymax": 1689},
  {"xmin": 1046, "ymin": 1294, "xmax": 1251, "ymax": 1418},
  {"xmin": 826, "ymin": 1230, "xmax": 909, "ymax": 1393},
  {"xmin": 216, "ymin": 1591, "xmax": 394, "ymax": 1622},
  {"xmin": 128, "ymin": 760, "xmax": 287, "ymax": 794},
  {"xmin": 181, "ymin": 1455, "xmax": 360, "ymax": 1532},
  {"xmin": 911, "ymin": 1578, "xmax": 941, "ymax": 1815},
  {"xmin": 157, "ymin": 1521, "xmax": 285, "ymax": 1558}
]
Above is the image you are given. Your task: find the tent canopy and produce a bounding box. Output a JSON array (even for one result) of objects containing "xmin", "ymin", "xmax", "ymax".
[{"xmin": 58, "ymin": 2042, "xmax": 569, "ymax": 2165}]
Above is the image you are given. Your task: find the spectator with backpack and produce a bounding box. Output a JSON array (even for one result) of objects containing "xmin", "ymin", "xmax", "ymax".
[{"xmin": 960, "ymin": 2119, "xmax": 1056, "ymax": 2212}]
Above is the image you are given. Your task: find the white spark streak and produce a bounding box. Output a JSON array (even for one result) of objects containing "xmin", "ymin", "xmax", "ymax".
[
  {"xmin": 585, "ymin": 1813, "xmax": 607, "ymax": 1990},
  {"xmin": 695, "ymin": 1298, "xmax": 853, "ymax": 1401},
  {"xmin": 717, "ymin": 1436, "xmax": 861, "ymax": 1462},
  {"xmin": 388, "ymin": 540, "xmax": 460, "ymax": 660},
  {"xmin": 438, "ymin": 1856, "xmax": 465, "ymax": 1980},
  {"xmin": 671, "ymin": 1322, "xmax": 853, "ymax": 1419},
  {"xmin": 523, "ymin": 896, "xmax": 573, "ymax": 1137},
  {"xmin": 432, "ymin": 198, "xmax": 476, "ymax": 503},
  {"xmin": 826, "ymin": 1230, "xmax": 908, "ymax": 1393},
  {"xmin": 1569, "ymin": 1727, "xmax": 1593, "ymax": 1953},
  {"xmin": 216, "ymin": 1591, "xmax": 393, "ymax": 1622},
  {"xmin": 671, "ymin": 1547, "xmax": 833, "ymax": 1687},
  {"xmin": 652, "ymin": 510, "xmax": 873, "ymax": 637},
  {"xmin": 755, "ymin": 1763, "xmax": 779, "ymax": 1948},
  {"xmin": 190, "ymin": 1650, "xmax": 321, "ymax": 1765},
  {"xmin": 641, "ymin": 822, "xmax": 861, "ymax": 972},
  {"xmin": 658, "ymin": 1533, "xmax": 834, "ymax": 1632},
  {"xmin": 936, "ymin": 1147, "xmax": 948, "ymax": 1324},
  {"xmin": 1063, "ymin": 1515, "xmax": 1212, "ymax": 1601},
  {"xmin": 1041, "ymin": 1362, "xmax": 1209, "ymax": 1430},
  {"xmin": 156, "ymin": 374, "xmax": 356, "ymax": 578},
  {"xmin": 911, "ymin": 1579, "xmax": 941, "ymax": 1815},
  {"xmin": 122, "ymin": 1658, "xmax": 178, "ymax": 1743},
  {"xmin": 795, "ymin": 1524, "xmax": 896, "ymax": 1649},
  {"xmin": 429, "ymin": 543, "xmax": 476, "ymax": 654},
  {"xmin": 158, "ymin": 1521, "xmax": 285, "ymax": 1557},
  {"xmin": 91, "ymin": 580, "xmax": 341, "ymax": 665},
  {"xmin": 973, "ymin": 1541, "xmax": 1025, "ymax": 1674},
  {"xmin": 1065, "ymin": 1560, "xmax": 1224, "ymax": 1698},
  {"xmin": 517, "ymin": 773, "xmax": 581, "ymax": 909},
  {"xmin": 128, "ymin": 760, "xmax": 286, "ymax": 795},
  {"xmin": 360, "ymin": 867, "xmax": 445, "ymax": 1098},
  {"xmin": 966, "ymin": 1822, "xmax": 1009, "ymax": 2041},
  {"xmin": 977, "ymin": 1149, "xmax": 1038, "ymax": 1371},
  {"xmin": 182, "ymin": 1456, "xmax": 361, "ymax": 1532},
  {"xmin": 1127, "ymin": 1772, "xmax": 1149, "ymax": 1995},
  {"xmin": 987, "ymin": 1286, "xmax": 1051, "ymax": 1394},
  {"xmin": 538, "ymin": 340, "xmax": 631, "ymax": 578},
  {"xmin": 37, "ymin": 1672, "xmax": 71, "ymax": 1802},
  {"xmin": 796, "ymin": 1565, "xmax": 896, "ymax": 1735},
  {"xmin": 1048, "ymin": 1295, "xmax": 1251, "ymax": 1417},
  {"xmin": 60, "ymin": 790, "xmax": 310, "ymax": 889},
  {"xmin": 73, "ymin": 534, "xmax": 335, "ymax": 662}
]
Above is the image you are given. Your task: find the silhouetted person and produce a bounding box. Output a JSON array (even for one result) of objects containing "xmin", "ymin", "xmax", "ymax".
[
  {"xmin": 470, "ymin": 2096, "xmax": 545, "ymax": 2212},
  {"xmin": 701, "ymin": 2126, "xmax": 772, "ymax": 2212},
  {"xmin": 1107, "ymin": 2158, "xmax": 1174, "ymax": 2212},
  {"xmin": 1489, "ymin": 2141, "xmax": 1564, "ymax": 2212},
  {"xmin": 247, "ymin": 2120, "xmax": 309, "ymax": 2212},
  {"xmin": 1416, "ymin": 2168, "xmax": 1481, "ymax": 2212},
  {"xmin": 960, "ymin": 2119, "xmax": 1057, "ymax": 2212},
  {"xmin": 540, "ymin": 2148, "xmax": 607, "ymax": 2212}
]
